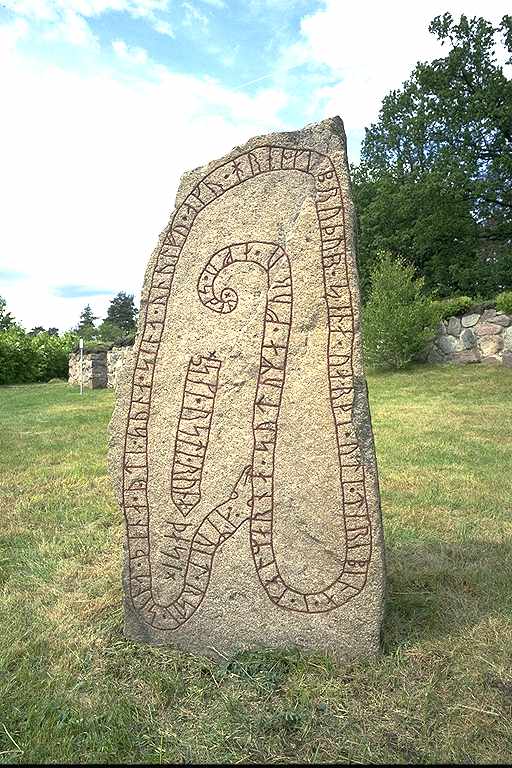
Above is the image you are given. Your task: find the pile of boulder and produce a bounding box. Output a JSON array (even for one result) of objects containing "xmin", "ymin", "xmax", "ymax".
[{"xmin": 427, "ymin": 308, "xmax": 512, "ymax": 366}]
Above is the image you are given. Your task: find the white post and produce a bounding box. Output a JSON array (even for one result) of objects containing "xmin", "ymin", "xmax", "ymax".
[{"xmin": 79, "ymin": 337, "xmax": 84, "ymax": 395}]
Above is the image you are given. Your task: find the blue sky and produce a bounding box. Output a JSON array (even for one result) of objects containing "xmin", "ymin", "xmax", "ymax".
[{"xmin": 0, "ymin": 0, "xmax": 510, "ymax": 330}]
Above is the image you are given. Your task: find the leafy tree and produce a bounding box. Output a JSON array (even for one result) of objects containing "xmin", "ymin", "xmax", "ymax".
[
  {"xmin": 97, "ymin": 319, "xmax": 126, "ymax": 344},
  {"xmin": 76, "ymin": 304, "xmax": 98, "ymax": 341},
  {"xmin": 0, "ymin": 296, "xmax": 15, "ymax": 331},
  {"xmin": 28, "ymin": 326, "xmax": 46, "ymax": 336},
  {"xmin": 47, "ymin": 327, "xmax": 59, "ymax": 336},
  {"xmin": 354, "ymin": 13, "xmax": 512, "ymax": 298},
  {"xmin": 362, "ymin": 252, "xmax": 441, "ymax": 370},
  {"xmin": 104, "ymin": 292, "xmax": 137, "ymax": 335}
]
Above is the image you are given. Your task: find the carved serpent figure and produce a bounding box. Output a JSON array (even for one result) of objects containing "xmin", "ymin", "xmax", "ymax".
[{"xmin": 122, "ymin": 144, "xmax": 373, "ymax": 631}]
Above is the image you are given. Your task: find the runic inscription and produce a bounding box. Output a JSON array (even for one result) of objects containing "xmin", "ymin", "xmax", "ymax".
[
  {"xmin": 111, "ymin": 117, "xmax": 384, "ymax": 657},
  {"xmin": 171, "ymin": 353, "xmax": 220, "ymax": 516}
]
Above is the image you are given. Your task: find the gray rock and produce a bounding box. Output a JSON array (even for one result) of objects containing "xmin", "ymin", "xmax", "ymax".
[
  {"xmin": 436, "ymin": 320, "xmax": 447, "ymax": 336},
  {"xmin": 447, "ymin": 316, "xmax": 461, "ymax": 336},
  {"xmin": 503, "ymin": 326, "xmax": 512, "ymax": 351},
  {"xmin": 491, "ymin": 314, "xmax": 511, "ymax": 327},
  {"xmin": 481, "ymin": 308, "xmax": 497, "ymax": 321},
  {"xmin": 461, "ymin": 313, "xmax": 480, "ymax": 327},
  {"xmin": 437, "ymin": 334, "xmax": 462, "ymax": 355},
  {"xmin": 503, "ymin": 351, "xmax": 512, "ymax": 368},
  {"xmin": 451, "ymin": 349, "xmax": 480, "ymax": 364},
  {"xmin": 109, "ymin": 117, "xmax": 385, "ymax": 660},
  {"xmin": 460, "ymin": 328, "xmax": 476, "ymax": 350},
  {"xmin": 474, "ymin": 322, "xmax": 501, "ymax": 336},
  {"xmin": 428, "ymin": 347, "xmax": 447, "ymax": 364}
]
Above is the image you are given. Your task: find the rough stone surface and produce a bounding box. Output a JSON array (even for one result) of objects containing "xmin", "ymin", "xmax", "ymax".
[
  {"xmin": 423, "ymin": 311, "xmax": 511, "ymax": 367},
  {"xmin": 460, "ymin": 328, "xmax": 475, "ymax": 350},
  {"xmin": 474, "ymin": 322, "xmax": 501, "ymax": 337},
  {"xmin": 478, "ymin": 334, "xmax": 503, "ymax": 357},
  {"xmin": 451, "ymin": 349, "xmax": 480, "ymax": 364},
  {"xmin": 109, "ymin": 118, "xmax": 385, "ymax": 660},
  {"xmin": 427, "ymin": 346, "xmax": 446, "ymax": 364},
  {"xmin": 504, "ymin": 327, "xmax": 512, "ymax": 352},
  {"xmin": 461, "ymin": 313, "xmax": 480, "ymax": 328},
  {"xmin": 447, "ymin": 316, "xmax": 461, "ymax": 336},
  {"xmin": 503, "ymin": 351, "xmax": 512, "ymax": 368},
  {"xmin": 107, "ymin": 346, "xmax": 133, "ymax": 389},
  {"xmin": 68, "ymin": 351, "xmax": 107, "ymax": 388},
  {"xmin": 437, "ymin": 334, "xmax": 461, "ymax": 354}
]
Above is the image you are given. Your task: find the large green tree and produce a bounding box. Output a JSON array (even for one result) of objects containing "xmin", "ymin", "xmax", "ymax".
[
  {"xmin": 76, "ymin": 304, "xmax": 98, "ymax": 341},
  {"xmin": 354, "ymin": 13, "xmax": 512, "ymax": 298},
  {"xmin": 102, "ymin": 292, "xmax": 137, "ymax": 337}
]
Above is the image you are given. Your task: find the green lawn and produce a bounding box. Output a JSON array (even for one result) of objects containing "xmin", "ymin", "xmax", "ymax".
[{"xmin": 1, "ymin": 366, "xmax": 511, "ymax": 764}]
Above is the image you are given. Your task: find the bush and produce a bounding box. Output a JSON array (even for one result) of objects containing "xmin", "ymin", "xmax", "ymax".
[
  {"xmin": 362, "ymin": 252, "xmax": 441, "ymax": 370},
  {"xmin": 0, "ymin": 328, "xmax": 77, "ymax": 385},
  {"xmin": 496, "ymin": 291, "xmax": 512, "ymax": 316},
  {"xmin": 0, "ymin": 327, "xmax": 39, "ymax": 384},
  {"xmin": 434, "ymin": 295, "xmax": 473, "ymax": 319},
  {"xmin": 32, "ymin": 331, "xmax": 77, "ymax": 381}
]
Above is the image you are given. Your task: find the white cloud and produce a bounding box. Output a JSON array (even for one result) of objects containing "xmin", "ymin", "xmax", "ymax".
[
  {"xmin": 3, "ymin": 1, "xmax": 171, "ymax": 19},
  {"xmin": 0, "ymin": 25, "xmax": 288, "ymax": 331},
  {"xmin": 182, "ymin": 2, "xmax": 209, "ymax": 29},
  {"xmin": 3, "ymin": 0, "xmax": 174, "ymax": 44},
  {"xmin": 152, "ymin": 18, "xmax": 175, "ymax": 37},
  {"xmin": 44, "ymin": 9, "xmax": 99, "ymax": 48},
  {"xmin": 112, "ymin": 38, "xmax": 149, "ymax": 64},
  {"xmin": 286, "ymin": 0, "xmax": 512, "ymax": 146}
]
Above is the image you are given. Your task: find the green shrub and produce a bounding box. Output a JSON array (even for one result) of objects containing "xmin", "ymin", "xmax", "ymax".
[
  {"xmin": 32, "ymin": 331, "xmax": 77, "ymax": 381},
  {"xmin": 0, "ymin": 327, "xmax": 39, "ymax": 384},
  {"xmin": 0, "ymin": 329, "xmax": 77, "ymax": 385},
  {"xmin": 362, "ymin": 252, "xmax": 441, "ymax": 370},
  {"xmin": 434, "ymin": 295, "xmax": 473, "ymax": 319},
  {"xmin": 496, "ymin": 290, "xmax": 512, "ymax": 316}
]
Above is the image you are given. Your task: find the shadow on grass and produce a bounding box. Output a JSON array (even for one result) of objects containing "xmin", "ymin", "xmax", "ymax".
[{"xmin": 382, "ymin": 534, "xmax": 512, "ymax": 651}]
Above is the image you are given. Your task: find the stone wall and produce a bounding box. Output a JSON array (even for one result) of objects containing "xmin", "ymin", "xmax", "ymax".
[
  {"xmin": 68, "ymin": 351, "xmax": 108, "ymax": 388},
  {"xmin": 69, "ymin": 345, "xmax": 133, "ymax": 389},
  {"xmin": 426, "ymin": 308, "xmax": 512, "ymax": 366},
  {"xmin": 106, "ymin": 345, "xmax": 132, "ymax": 389}
]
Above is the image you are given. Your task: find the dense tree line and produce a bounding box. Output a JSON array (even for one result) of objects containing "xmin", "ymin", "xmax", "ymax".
[
  {"xmin": 353, "ymin": 13, "xmax": 512, "ymax": 299},
  {"xmin": 76, "ymin": 292, "xmax": 137, "ymax": 344}
]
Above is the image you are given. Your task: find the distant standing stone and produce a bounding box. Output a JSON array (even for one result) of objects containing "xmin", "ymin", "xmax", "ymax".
[{"xmin": 109, "ymin": 118, "xmax": 385, "ymax": 660}]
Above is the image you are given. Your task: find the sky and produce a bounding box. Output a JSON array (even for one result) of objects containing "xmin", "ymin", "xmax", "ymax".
[{"xmin": 0, "ymin": 0, "xmax": 510, "ymax": 331}]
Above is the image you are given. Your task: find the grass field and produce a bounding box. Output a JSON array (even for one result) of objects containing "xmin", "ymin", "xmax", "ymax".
[{"xmin": 1, "ymin": 366, "xmax": 512, "ymax": 764}]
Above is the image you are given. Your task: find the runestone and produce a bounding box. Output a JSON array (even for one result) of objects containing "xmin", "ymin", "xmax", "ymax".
[{"xmin": 109, "ymin": 117, "xmax": 385, "ymax": 659}]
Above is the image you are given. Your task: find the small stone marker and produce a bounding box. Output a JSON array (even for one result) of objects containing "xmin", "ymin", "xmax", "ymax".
[{"xmin": 109, "ymin": 117, "xmax": 385, "ymax": 659}]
